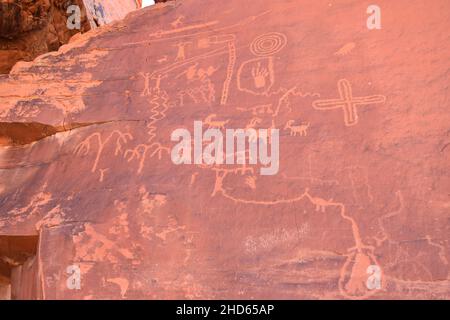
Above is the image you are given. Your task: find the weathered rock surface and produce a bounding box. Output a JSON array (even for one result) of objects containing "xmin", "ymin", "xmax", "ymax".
[
  {"xmin": 84, "ymin": 0, "xmax": 141, "ymax": 28},
  {"xmin": 0, "ymin": 0, "xmax": 449, "ymax": 299},
  {"xmin": 0, "ymin": 0, "xmax": 140, "ymax": 74}
]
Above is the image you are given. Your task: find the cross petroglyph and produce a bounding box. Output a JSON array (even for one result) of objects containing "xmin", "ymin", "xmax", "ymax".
[{"xmin": 312, "ymin": 79, "xmax": 386, "ymax": 126}]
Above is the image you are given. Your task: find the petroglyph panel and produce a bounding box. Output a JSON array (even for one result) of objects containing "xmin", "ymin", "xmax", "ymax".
[{"xmin": 0, "ymin": 0, "xmax": 448, "ymax": 300}]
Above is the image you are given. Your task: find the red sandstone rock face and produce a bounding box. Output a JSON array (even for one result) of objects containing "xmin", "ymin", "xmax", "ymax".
[
  {"xmin": 0, "ymin": 0, "xmax": 140, "ymax": 74},
  {"xmin": 0, "ymin": 0, "xmax": 449, "ymax": 299},
  {"xmin": 0, "ymin": 0, "xmax": 90, "ymax": 74}
]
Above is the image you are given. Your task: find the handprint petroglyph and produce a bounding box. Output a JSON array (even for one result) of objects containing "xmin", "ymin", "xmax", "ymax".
[{"xmin": 252, "ymin": 62, "xmax": 269, "ymax": 88}]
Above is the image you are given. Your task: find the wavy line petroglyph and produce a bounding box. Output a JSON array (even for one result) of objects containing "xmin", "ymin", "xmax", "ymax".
[
  {"xmin": 125, "ymin": 89, "xmax": 171, "ymax": 174},
  {"xmin": 312, "ymin": 79, "xmax": 386, "ymax": 126},
  {"xmin": 273, "ymin": 86, "xmax": 320, "ymax": 117}
]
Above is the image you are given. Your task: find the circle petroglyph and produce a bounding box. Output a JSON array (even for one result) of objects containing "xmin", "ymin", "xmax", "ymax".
[{"xmin": 250, "ymin": 32, "xmax": 287, "ymax": 56}]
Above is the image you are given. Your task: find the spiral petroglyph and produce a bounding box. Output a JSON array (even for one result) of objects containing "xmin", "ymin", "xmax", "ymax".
[{"xmin": 250, "ymin": 32, "xmax": 287, "ymax": 57}]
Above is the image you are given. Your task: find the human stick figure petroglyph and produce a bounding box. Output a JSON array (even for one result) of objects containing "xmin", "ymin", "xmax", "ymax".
[
  {"xmin": 139, "ymin": 34, "xmax": 236, "ymax": 106},
  {"xmin": 174, "ymin": 41, "xmax": 192, "ymax": 61},
  {"xmin": 312, "ymin": 79, "xmax": 386, "ymax": 126}
]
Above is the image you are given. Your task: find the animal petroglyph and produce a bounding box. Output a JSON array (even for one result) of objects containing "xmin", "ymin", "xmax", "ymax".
[
  {"xmin": 334, "ymin": 42, "xmax": 356, "ymax": 56},
  {"xmin": 312, "ymin": 79, "xmax": 386, "ymax": 126},
  {"xmin": 284, "ymin": 120, "xmax": 310, "ymax": 136},
  {"xmin": 204, "ymin": 114, "xmax": 230, "ymax": 130}
]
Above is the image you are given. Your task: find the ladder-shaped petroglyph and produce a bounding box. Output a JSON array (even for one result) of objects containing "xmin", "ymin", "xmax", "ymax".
[{"xmin": 312, "ymin": 79, "xmax": 386, "ymax": 126}]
